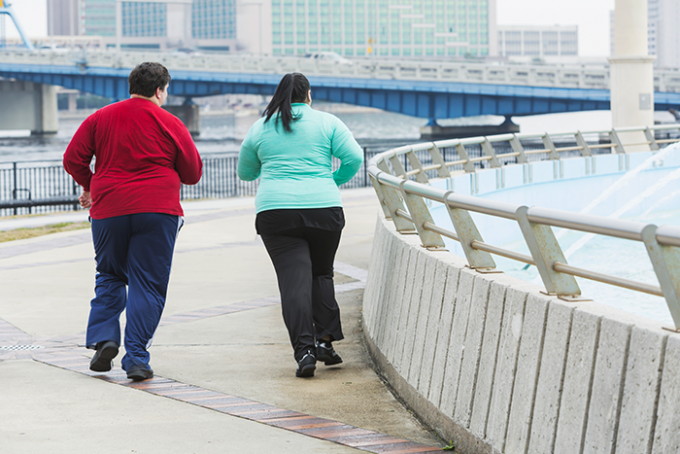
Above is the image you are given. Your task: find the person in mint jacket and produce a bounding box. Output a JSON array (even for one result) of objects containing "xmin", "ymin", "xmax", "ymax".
[{"xmin": 238, "ymin": 73, "xmax": 363, "ymax": 378}]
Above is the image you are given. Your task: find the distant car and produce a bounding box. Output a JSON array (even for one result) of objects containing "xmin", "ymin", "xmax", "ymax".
[
  {"xmin": 305, "ymin": 52, "xmax": 353, "ymax": 65},
  {"xmin": 173, "ymin": 47, "xmax": 201, "ymax": 55},
  {"xmin": 37, "ymin": 44, "xmax": 69, "ymax": 53}
]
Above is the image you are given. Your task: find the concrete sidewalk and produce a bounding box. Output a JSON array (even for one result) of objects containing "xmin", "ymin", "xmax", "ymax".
[{"xmin": 0, "ymin": 188, "xmax": 445, "ymax": 454}]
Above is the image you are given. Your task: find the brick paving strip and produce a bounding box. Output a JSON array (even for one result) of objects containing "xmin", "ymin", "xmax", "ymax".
[{"xmin": 29, "ymin": 352, "xmax": 441, "ymax": 454}]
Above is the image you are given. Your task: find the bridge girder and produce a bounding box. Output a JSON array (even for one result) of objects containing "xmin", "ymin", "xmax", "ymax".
[{"xmin": 1, "ymin": 64, "xmax": 679, "ymax": 119}]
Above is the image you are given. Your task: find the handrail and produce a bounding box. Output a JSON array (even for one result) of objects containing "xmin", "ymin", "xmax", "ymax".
[{"xmin": 367, "ymin": 124, "xmax": 680, "ymax": 329}]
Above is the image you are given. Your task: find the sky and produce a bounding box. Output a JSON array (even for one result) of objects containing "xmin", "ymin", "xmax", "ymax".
[{"xmin": 4, "ymin": 0, "xmax": 617, "ymax": 57}]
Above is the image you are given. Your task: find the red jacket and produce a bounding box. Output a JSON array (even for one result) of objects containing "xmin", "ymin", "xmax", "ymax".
[{"xmin": 63, "ymin": 98, "xmax": 203, "ymax": 219}]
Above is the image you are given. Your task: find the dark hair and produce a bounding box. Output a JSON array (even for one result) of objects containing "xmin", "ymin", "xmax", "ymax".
[
  {"xmin": 262, "ymin": 73, "xmax": 310, "ymax": 132},
  {"xmin": 128, "ymin": 62, "xmax": 171, "ymax": 98}
]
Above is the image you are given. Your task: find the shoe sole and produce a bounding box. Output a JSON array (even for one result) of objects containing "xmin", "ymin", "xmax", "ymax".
[
  {"xmin": 317, "ymin": 350, "xmax": 343, "ymax": 366},
  {"xmin": 320, "ymin": 357, "xmax": 343, "ymax": 366},
  {"xmin": 295, "ymin": 363, "xmax": 316, "ymax": 378},
  {"xmin": 90, "ymin": 342, "xmax": 119, "ymax": 372},
  {"xmin": 127, "ymin": 369, "xmax": 154, "ymax": 381}
]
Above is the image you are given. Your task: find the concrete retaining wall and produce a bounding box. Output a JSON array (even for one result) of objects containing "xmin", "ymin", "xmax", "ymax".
[{"xmin": 363, "ymin": 213, "xmax": 680, "ymax": 454}]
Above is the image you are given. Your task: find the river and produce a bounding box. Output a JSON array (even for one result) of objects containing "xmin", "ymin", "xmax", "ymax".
[{"xmin": 0, "ymin": 106, "xmax": 626, "ymax": 164}]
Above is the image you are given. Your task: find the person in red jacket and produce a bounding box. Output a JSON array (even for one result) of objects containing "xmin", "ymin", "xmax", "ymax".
[{"xmin": 63, "ymin": 62, "xmax": 202, "ymax": 381}]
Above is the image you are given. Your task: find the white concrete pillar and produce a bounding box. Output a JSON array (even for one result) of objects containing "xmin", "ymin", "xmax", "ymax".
[
  {"xmin": 164, "ymin": 104, "xmax": 200, "ymax": 136},
  {"xmin": 38, "ymin": 84, "xmax": 59, "ymax": 134},
  {"xmin": 609, "ymin": 0, "xmax": 655, "ymax": 151},
  {"xmin": 0, "ymin": 81, "xmax": 58, "ymax": 135},
  {"xmin": 68, "ymin": 93, "xmax": 78, "ymax": 112}
]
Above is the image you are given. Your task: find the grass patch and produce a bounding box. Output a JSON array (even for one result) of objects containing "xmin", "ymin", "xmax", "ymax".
[{"xmin": 0, "ymin": 222, "xmax": 90, "ymax": 243}]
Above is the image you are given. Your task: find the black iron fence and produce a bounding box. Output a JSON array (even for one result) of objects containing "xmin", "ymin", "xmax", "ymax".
[{"xmin": 0, "ymin": 145, "xmax": 396, "ymax": 217}]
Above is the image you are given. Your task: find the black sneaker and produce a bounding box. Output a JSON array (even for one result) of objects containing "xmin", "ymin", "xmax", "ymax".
[
  {"xmin": 295, "ymin": 350, "xmax": 316, "ymax": 378},
  {"xmin": 89, "ymin": 341, "xmax": 119, "ymax": 372},
  {"xmin": 126, "ymin": 365, "xmax": 154, "ymax": 381},
  {"xmin": 316, "ymin": 340, "xmax": 343, "ymax": 366}
]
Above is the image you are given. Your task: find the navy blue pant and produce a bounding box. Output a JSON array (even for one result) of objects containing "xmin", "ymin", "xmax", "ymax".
[{"xmin": 86, "ymin": 213, "xmax": 182, "ymax": 372}]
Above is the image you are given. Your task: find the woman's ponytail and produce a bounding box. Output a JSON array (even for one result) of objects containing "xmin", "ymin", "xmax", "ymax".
[{"xmin": 263, "ymin": 73, "xmax": 310, "ymax": 132}]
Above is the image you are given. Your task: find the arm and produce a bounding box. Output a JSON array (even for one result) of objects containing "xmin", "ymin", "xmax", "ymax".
[
  {"xmin": 173, "ymin": 122, "xmax": 203, "ymax": 185},
  {"xmin": 63, "ymin": 116, "xmax": 96, "ymax": 191},
  {"xmin": 330, "ymin": 119, "xmax": 363, "ymax": 186},
  {"xmin": 237, "ymin": 124, "xmax": 262, "ymax": 181}
]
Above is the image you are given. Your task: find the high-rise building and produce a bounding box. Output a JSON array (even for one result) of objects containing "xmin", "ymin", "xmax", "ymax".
[
  {"xmin": 47, "ymin": 0, "xmax": 81, "ymax": 36},
  {"xmin": 648, "ymin": 0, "xmax": 680, "ymax": 69},
  {"xmin": 47, "ymin": 0, "xmax": 237, "ymax": 51},
  {"xmin": 497, "ymin": 25, "xmax": 578, "ymax": 59},
  {"xmin": 268, "ymin": 0, "xmax": 497, "ymax": 58}
]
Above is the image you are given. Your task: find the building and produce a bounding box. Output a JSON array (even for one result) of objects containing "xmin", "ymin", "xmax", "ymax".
[
  {"xmin": 265, "ymin": 0, "xmax": 497, "ymax": 58},
  {"xmin": 648, "ymin": 0, "xmax": 680, "ymax": 69},
  {"xmin": 46, "ymin": 0, "xmax": 81, "ymax": 36},
  {"xmin": 46, "ymin": 0, "xmax": 237, "ymax": 51},
  {"xmin": 497, "ymin": 25, "xmax": 578, "ymax": 59}
]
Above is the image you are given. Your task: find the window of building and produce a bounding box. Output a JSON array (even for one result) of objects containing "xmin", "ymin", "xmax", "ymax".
[
  {"xmin": 523, "ymin": 31, "xmax": 539, "ymax": 56},
  {"xmin": 505, "ymin": 30, "xmax": 521, "ymax": 56},
  {"xmin": 542, "ymin": 30, "xmax": 558, "ymax": 55}
]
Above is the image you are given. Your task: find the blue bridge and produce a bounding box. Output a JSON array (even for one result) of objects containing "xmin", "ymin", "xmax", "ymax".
[{"xmin": 1, "ymin": 50, "xmax": 679, "ymax": 121}]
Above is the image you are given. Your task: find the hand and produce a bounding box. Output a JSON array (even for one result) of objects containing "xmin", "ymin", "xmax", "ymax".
[{"xmin": 79, "ymin": 191, "xmax": 92, "ymax": 209}]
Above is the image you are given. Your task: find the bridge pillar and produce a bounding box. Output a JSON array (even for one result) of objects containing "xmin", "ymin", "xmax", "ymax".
[
  {"xmin": 0, "ymin": 81, "xmax": 58, "ymax": 135},
  {"xmin": 420, "ymin": 116, "xmax": 519, "ymax": 141},
  {"xmin": 164, "ymin": 104, "xmax": 200, "ymax": 136},
  {"xmin": 610, "ymin": 0, "xmax": 655, "ymax": 152}
]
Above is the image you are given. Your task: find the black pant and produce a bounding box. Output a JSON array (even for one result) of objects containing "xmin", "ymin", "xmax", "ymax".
[{"xmin": 260, "ymin": 226, "xmax": 344, "ymax": 362}]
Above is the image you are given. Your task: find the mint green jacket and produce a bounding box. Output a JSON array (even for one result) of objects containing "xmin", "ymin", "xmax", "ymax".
[{"xmin": 238, "ymin": 103, "xmax": 363, "ymax": 213}]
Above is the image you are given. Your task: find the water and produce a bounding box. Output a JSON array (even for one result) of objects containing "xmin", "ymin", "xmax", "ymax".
[
  {"xmin": 0, "ymin": 108, "xmax": 427, "ymax": 163},
  {"xmin": 562, "ymin": 145, "xmax": 679, "ymax": 259},
  {"xmin": 0, "ymin": 108, "xmax": 621, "ymax": 163}
]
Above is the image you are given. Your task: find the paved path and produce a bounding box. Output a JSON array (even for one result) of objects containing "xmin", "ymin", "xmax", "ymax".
[{"xmin": 0, "ymin": 188, "xmax": 444, "ymax": 454}]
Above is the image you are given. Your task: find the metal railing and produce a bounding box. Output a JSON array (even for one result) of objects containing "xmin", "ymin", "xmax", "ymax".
[
  {"xmin": 0, "ymin": 145, "xmax": 395, "ymax": 217},
  {"xmin": 1, "ymin": 49, "xmax": 680, "ymax": 92},
  {"xmin": 367, "ymin": 124, "xmax": 680, "ymax": 330}
]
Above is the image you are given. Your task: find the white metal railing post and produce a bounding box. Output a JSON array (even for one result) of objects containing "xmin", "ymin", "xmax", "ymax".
[
  {"xmin": 376, "ymin": 159, "xmax": 392, "ymax": 175},
  {"xmin": 641, "ymin": 225, "xmax": 680, "ymax": 330},
  {"xmin": 542, "ymin": 133, "xmax": 560, "ymax": 160},
  {"xmin": 428, "ymin": 144, "xmax": 452, "ymax": 178},
  {"xmin": 509, "ymin": 135, "xmax": 528, "ymax": 163},
  {"xmin": 515, "ymin": 206, "xmax": 583, "ymax": 299},
  {"xmin": 574, "ymin": 131, "xmax": 592, "ymax": 156},
  {"xmin": 399, "ymin": 182, "xmax": 446, "ymax": 250},
  {"xmin": 406, "ymin": 150, "xmax": 429, "ymax": 183},
  {"xmin": 455, "ymin": 143, "xmax": 476, "ymax": 172},
  {"xmin": 481, "ymin": 139, "xmax": 501, "ymax": 168},
  {"xmin": 610, "ymin": 129, "xmax": 626, "ymax": 154},
  {"xmin": 373, "ymin": 173, "xmax": 417, "ymax": 233},
  {"xmin": 444, "ymin": 192, "xmax": 497, "ymax": 271},
  {"xmin": 644, "ymin": 127, "xmax": 660, "ymax": 151},
  {"xmin": 369, "ymin": 174, "xmax": 394, "ymax": 220},
  {"xmin": 389, "ymin": 154, "xmax": 408, "ymax": 178}
]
